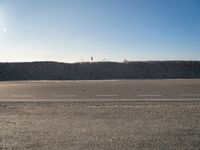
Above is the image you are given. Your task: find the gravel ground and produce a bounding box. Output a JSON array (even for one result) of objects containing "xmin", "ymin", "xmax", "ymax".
[{"xmin": 0, "ymin": 101, "xmax": 200, "ymax": 150}]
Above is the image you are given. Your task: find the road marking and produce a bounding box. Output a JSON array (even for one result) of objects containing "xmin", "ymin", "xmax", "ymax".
[
  {"xmin": 95, "ymin": 95, "xmax": 118, "ymax": 97},
  {"xmin": 53, "ymin": 94, "xmax": 77, "ymax": 97},
  {"xmin": 12, "ymin": 95, "xmax": 32, "ymax": 98},
  {"xmin": 182, "ymin": 94, "xmax": 200, "ymax": 97},
  {"xmin": 86, "ymin": 105, "xmax": 164, "ymax": 108},
  {"xmin": 138, "ymin": 95, "xmax": 163, "ymax": 97},
  {"xmin": 0, "ymin": 98, "xmax": 200, "ymax": 102}
]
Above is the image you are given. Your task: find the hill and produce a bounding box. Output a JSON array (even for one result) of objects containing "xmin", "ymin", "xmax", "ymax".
[{"xmin": 0, "ymin": 61, "xmax": 200, "ymax": 80}]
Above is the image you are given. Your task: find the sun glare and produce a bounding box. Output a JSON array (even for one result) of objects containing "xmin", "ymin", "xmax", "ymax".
[
  {"xmin": 2, "ymin": 27, "xmax": 7, "ymax": 32},
  {"xmin": 0, "ymin": 9, "xmax": 8, "ymax": 33}
]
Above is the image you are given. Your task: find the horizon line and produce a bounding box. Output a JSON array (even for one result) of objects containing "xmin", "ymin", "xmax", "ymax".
[{"xmin": 0, "ymin": 60, "xmax": 200, "ymax": 64}]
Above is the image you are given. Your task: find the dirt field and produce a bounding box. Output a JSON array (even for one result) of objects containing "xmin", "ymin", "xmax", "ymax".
[{"xmin": 0, "ymin": 101, "xmax": 200, "ymax": 150}]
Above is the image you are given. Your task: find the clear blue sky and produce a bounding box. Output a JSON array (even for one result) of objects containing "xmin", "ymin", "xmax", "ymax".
[{"xmin": 0, "ymin": 0, "xmax": 200, "ymax": 62}]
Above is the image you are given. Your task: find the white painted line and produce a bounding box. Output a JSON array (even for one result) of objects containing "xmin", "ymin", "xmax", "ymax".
[
  {"xmin": 86, "ymin": 105, "xmax": 164, "ymax": 108},
  {"xmin": 53, "ymin": 94, "xmax": 77, "ymax": 97},
  {"xmin": 138, "ymin": 95, "xmax": 163, "ymax": 97},
  {"xmin": 95, "ymin": 95, "xmax": 118, "ymax": 97},
  {"xmin": 12, "ymin": 95, "xmax": 32, "ymax": 98},
  {"xmin": 182, "ymin": 94, "xmax": 200, "ymax": 97},
  {"xmin": 0, "ymin": 98, "xmax": 200, "ymax": 102}
]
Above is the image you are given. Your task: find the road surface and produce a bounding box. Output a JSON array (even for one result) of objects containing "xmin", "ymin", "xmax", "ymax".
[
  {"xmin": 0, "ymin": 79, "xmax": 200, "ymax": 101},
  {"xmin": 0, "ymin": 79, "xmax": 200, "ymax": 150}
]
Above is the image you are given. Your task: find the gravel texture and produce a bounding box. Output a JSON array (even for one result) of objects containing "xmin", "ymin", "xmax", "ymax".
[{"xmin": 0, "ymin": 101, "xmax": 200, "ymax": 150}]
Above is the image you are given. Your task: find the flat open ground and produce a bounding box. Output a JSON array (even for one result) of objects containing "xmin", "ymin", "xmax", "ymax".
[
  {"xmin": 0, "ymin": 79, "xmax": 200, "ymax": 149},
  {"xmin": 0, "ymin": 79, "xmax": 200, "ymax": 101}
]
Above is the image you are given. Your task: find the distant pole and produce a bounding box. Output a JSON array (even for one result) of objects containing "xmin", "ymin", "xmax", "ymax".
[{"xmin": 91, "ymin": 57, "xmax": 93, "ymax": 62}]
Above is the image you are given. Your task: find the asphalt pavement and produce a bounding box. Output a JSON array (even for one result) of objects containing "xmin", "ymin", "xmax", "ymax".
[
  {"xmin": 0, "ymin": 79, "xmax": 199, "ymax": 101},
  {"xmin": 0, "ymin": 79, "xmax": 200, "ymax": 150}
]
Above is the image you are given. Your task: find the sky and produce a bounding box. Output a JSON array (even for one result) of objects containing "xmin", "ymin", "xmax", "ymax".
[{"xmin": 0, "ymin": 0, "xmax": 200, "ymax": 62}]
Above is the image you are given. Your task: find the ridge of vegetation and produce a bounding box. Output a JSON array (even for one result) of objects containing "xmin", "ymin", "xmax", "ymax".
[{"xmin": 0, "ymin": 61, "xmax": 199, "ymax": 80}]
